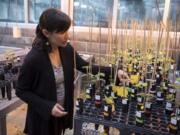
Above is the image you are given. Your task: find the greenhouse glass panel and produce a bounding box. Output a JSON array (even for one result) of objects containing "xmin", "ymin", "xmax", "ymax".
[
  {"xmin": 0, "ymin": 0, "xmax": 24, "ymax": 22},
  {"xmin": 117, "ymin": 0, "xmax": 165, "ymax": 27},
  {"xmin": 29, "ymin": 0, "xmax": 61, "ymax": 23},
  {"xmin": 73, "ymin": 0, "xmax": 113, "ymax": 27},
  {"xmin": 169, "ymin": 0, "xmax": 180, "ymax": 31}
]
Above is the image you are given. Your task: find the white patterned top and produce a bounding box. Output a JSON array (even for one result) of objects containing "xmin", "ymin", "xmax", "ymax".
[{"xmin": 53, "ymin": 66, "xmax": 65, "ymax": 107}]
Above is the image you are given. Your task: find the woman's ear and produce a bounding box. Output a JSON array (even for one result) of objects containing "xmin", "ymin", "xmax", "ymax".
[{"xmin": 42, "ymin": 29, "xmax": 50, "ymax": 38}]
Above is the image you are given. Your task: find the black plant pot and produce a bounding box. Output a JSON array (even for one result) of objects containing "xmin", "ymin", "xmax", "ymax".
[
  {"xmin": 155, "ymin": 73, "xmax": 162, "ymax": 85},
  {"xmin": 145, "ymin": 102, "xmax": 152, "ymax": 117},
  {"xmin": 136, "ymin": 111, "xmax": 144, "ymax": 127},
  {"xmin": 103, "ymin": 104, "xmax": 112, "ymax": 120},
  {"xmin": 95, "ymin": 94, "xmax": 101, "ymax": 108},
  {"xmin": 156, "ymin": 91, "xmax": 164, "ymax": 104},
  {"xmin": 76, "ymin": 98, "xmax": 83, "ymax": 115},
  {"xmin": 122, "ymin": 98, "xmax": 129, "ymax": 113},
  {"xmin": 165, "ymin": 102, "xmax": 174, "ymax": 115},
  {"xmin": 11, "ymin": 66, "xmax": 19, "ymax": 74},
  {"xmin": 85, "ymin": 87, "xmax": 92, "ymax": 100},
  {"xmin": 0, "ymin": 71, "xmax": 5, "ymax": 80},
  {"xmin": 6, "ymin": 81, "xmax": 12, "ymax": 100},
  {"xmin": 130, "ymin": 87, "xmax": 137, "ymax": 101},
  {"xmin": 137, "ymin": 96, "xmax": 144, "ymax": 111},
  {"xmin": 88, "ymin": 83, "xmax": 96, "ymax": 97},
  {"xmin": 104, "ymin": 85, "xmax": 112, "ymax": 97},
  {"xmin": 169, "ymin": 117, "xmax": 178, "ymax": 134},
  {"xmin": 12, "ymin": 80, "xmax": 17, "ymax": 89},
  {"xmin": 1, "ymin": 86, "xmax": 5, "ymax": 98},
  {"xmin": 4, "ymin": 63, "xmax": 12, "ymax": 73},
  {"xmin": 149, "ymin": 84, "xmax": 156, "ymax": 95}
]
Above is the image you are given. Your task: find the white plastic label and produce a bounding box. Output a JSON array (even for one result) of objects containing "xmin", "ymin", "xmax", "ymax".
[
  {"xmin": 17, "ymin": 57, "xmax": 20, "ymax": 61},
  {"xmin": 166, "ymin": 102, "xmax": 172, "ymax": 108},
  {"xmin": 176, "ymin": 108, "xmax": 180, "ymax": 114},
  {"xmin": 171, "ymin": 117, "xmax": 177, "ymax": 125},
  {"xmin": 145, "ymin": 102, "xmax": 151, "ymax": 108},
  {"xmin": 137, "ymin": 97, "xmax": 142, "ymax": 102},
  {"xmin": 76, "ymin": 101, "xmax": 79, "ymax": 106},
  {"xmin": 131, "ymin": 89, "xmax": 135, "ymax": 93},
  {"xmin": 169, "ymin": 89, "xmax": 175, "ymax": 93},
  {"xmin": 171, "ymin": 65, "xmax": 174, "ymax": 70},
  {"xmin": 136, "ymin": 111, "xmax": 141, "ymax": 117},
  {"xmin": 111, "ymin": 92, "xmax": 115, "ymax": 97},
  {"xmin": 157, "ymin": 92, "xmax": 161, "ymax": 97},
  {"xmin": 95, "ymin": 95, "xmax": 100, "ymax": 100},
  {"xmin": 122, "ymin": 99, "xmax": 127, "ymax": 104},
  {"xmin": 86, "ymin": 89, "xmax": 90, "ymax": 93},
  {"xmin": 104, "ymin": 106, "xmax": 108, "ymax": 112},
  {"xmin": 156, "ymin": 74, "xmax": 160, "ymax": 78}
]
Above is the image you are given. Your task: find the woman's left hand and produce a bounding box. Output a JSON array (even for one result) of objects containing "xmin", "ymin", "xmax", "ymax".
[{"xmin": 117, "ymin": 69, "xmax": 130, "ymax": 83}]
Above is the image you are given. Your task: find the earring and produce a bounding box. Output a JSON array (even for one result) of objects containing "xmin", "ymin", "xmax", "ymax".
[
  {"xmin": 45, "ymin": 41, "xmax": 52, "ymax": 53},
  {"xmin": 46, "ymin": 41, "xmax": 49, "ymax": 46}
]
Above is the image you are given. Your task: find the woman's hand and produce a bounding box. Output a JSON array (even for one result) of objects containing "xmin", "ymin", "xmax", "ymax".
[
  {"xmin": 51, "ymin": 103, "xmax": 68, "ymax": 117},
  {"xmin": 117, "ymin": 69, "xmax": 130, "ymax": 83}
]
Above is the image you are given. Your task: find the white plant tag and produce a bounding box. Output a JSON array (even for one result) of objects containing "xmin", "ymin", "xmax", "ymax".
[
  {"xmin": 95, "ymin": 95, "xmax": 100, "ymax": 100},
  {"xmin": 111, "ymin": 92, "xmax": 115, "ymax": 97},
  {"xmin": 169, "ymin": 89, "xmax": 175, "ymax": 93},
  {"xmin": 171, "ymin": 65, "xmax": 174, "ymax": 70},
  {"xmin": 136, "ymin": 111, "xmax": 141, "ymax": 117},
  {"xmin": 145, "ymin": 102, "xmax": 151, "ymax": 108},
  {"xmin": 138, "ymin": 97, "xmax": 142, "ymax": 102},
  {"xmin": 157, "ymin": 92, "xmax": 161, "ymax": 97},
  {"xmin": 131, "ymin": 89, "xmax": 135, "ymax": 93},
  {"xmin": 86, "ymin": 89, "xmax": 90, "ymax": 94},
  {"xmin": 104, "ymin": 106, "xmax": 108, "ymax": 112},
  {"xmin": 166, "ymin": 102, "xmax": 172, "ymax": 108},
  {"xmin": 122, "ymin": 99, "xmax": 127, "ymax": 104},
  {"xmin": 171, "ymin": 117, "xmax": 177, "ymax": 125},
  {"xmin": 76, "ymin": 101, "xmax": 79, "ymax": 106}
]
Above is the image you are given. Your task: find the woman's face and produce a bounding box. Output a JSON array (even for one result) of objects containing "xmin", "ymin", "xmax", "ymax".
[
  {"xmin": 43, "ymin": 29, "xmax": 69, "ymax": 48},
  {"xmin": 49, "ymin": 31, "xmax": 69, "ymax": 48}
]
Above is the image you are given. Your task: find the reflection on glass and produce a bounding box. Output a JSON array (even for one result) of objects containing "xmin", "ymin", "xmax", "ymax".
[
  {"xmin": 169, "ymin": 0, "xmax": 180, "ymax": 31},
  {"xmin": 117, "ymin": 0, "xmax": 165, "ymax": 27},
  {"xmin": 73, "ymin": 0, "xmax": 113, "ymax": 27},
  {"xmin": 0, "ymin": 0, "xmax": 24, "ymax": 22},
  {"xmin": 29, "ymin": 0, "xmax": 61, "ymax": 23}
]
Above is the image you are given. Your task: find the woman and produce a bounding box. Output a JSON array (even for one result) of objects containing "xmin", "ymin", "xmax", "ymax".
[{"xmin": 16, "ymin": 8, "xmax": 128, "ymax": 135}]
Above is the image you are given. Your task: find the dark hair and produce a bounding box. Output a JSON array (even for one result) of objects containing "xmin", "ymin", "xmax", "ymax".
[{"xmin": 32, "ymin": 8, "xmax": 71, "ymax": 52}]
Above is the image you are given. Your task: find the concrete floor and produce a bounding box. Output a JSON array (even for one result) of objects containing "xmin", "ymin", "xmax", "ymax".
[{"xmin": 6, "ymin": 104, "xmax": 73, "ymax": 135}]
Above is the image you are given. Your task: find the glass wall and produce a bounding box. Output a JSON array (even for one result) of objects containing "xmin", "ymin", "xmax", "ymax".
[
  {"xmin": 73, "ymin": 0, "xmax": 114, "ymax": 27},
  {"xmin": 117, "ymin": 0, "xmax": 165, "ymax": 27},
  {"xmin": 29, "ymin": 0, "xmax": 61, "ymax": 23},
  {"xmin": 169, "ymin": 0, "xmax": 180, "ymax": 31},
  {"xmin": 0, "ymin": 0, "xmax": 24, "ymax": 22}
]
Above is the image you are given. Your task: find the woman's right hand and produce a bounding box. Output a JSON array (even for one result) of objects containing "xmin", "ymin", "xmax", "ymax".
[{"xmin": 51, "ymin": 103, "xmax": 68, "ymax": 117}]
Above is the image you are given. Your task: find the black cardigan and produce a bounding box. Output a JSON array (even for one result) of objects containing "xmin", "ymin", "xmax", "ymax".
[{"xmin": 16, "ymin": 43, "xmax": 112, "ymax": 135}]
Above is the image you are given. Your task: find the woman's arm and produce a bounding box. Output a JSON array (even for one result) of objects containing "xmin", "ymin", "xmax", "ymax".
[{"xmin": 75, "ymin": 51, "xmax": 113, "ymax": 84}]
